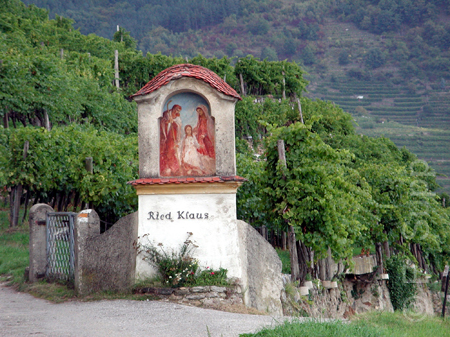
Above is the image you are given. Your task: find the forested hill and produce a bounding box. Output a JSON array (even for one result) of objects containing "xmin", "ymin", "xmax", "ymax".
[{"xmin": 21, "ymin": 0, "xmax": 450, "ymax": 80}]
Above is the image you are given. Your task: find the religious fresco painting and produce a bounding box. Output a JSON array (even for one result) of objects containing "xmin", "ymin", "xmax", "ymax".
[{"xmin": 159, "ymin": 92, "xmax": 215, "ymax": 177}]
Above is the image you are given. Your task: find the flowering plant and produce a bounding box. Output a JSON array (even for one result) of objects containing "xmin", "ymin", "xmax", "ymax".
[
  {"xmin": 141, "ymin": 232, "xmax": 199, "ymax": 287},
  {"xmin": 140, "ymin": 232, "xmax": 229, "ymax": 287},
  {"xmin": 195, "ymin": 267, "xmax": 228, "ymax": 286}
]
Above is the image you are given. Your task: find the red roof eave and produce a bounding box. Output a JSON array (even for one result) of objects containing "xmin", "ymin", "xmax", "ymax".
[{"xmin": 131, "ymin": 64, "xmax": 241, "ymax": 100}]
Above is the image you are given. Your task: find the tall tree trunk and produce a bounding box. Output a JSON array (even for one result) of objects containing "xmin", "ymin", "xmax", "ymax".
[
  {"xmin": 9, "ymin": 185, "xmax": 22, "ymax": 227},
  {"xmin": 73, "ymin": 191, "xmax": 80, "ymax": 212},
  {"xmin": 326, "ymin": 247, "xmax": 333, "ymax": 280},
  {"xmin": 282, "ymin": 231, "xmax": 287, "ymax": 250},
  {"xmin": 318, "ymin": 258, "xmax": 326, "ymax": 281},
  {"xmin": 296, "ymin": 240, "xmax": 308, "ymax": 284},
  {"xmin": 376, "ymin": 242, "xmax": 383, "ymax": 274},
  {"xmin": 21, "ymin": 189, "xmax": 29, "ymax": 224},
  {"xmin": 3, "ymin": 112, "xmax": 9, "ymax": 128}
]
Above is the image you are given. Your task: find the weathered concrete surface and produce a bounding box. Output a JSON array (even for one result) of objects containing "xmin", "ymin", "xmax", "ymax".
[
  {"xmin": 351, "ymin": 256, "xmax": 377, "ymax": 275},
  {"xmin": 0, "ymin": 284, "xmax": 281, "ymax": 337},
  {"xmin": 75, "ymin": 211, "xmax": 138, "ymax": 295},
  {"xmin": 28, "ymin": 204, "xmax": 54, "ymax": 282},
  {"xmin": 135, "ymin": 194, "xmax": 244, "ymax": 282},
  {"xmin": 237, "ymin": 220, "xmax": 283, "ymax": 316}
]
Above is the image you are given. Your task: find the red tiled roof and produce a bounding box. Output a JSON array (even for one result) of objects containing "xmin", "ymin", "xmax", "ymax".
[
  {"xmin": 131, "ymin": 64, "xmax": 242, "ymax": 100},
  {"xmin": 128, "ymin": 176, "xmax": 247, "ymax": 186}
]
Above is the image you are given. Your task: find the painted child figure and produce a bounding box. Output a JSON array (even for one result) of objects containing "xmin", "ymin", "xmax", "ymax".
[{"xmin": 181, "ymin": 125, "xmax": 204, "ymax": 176}]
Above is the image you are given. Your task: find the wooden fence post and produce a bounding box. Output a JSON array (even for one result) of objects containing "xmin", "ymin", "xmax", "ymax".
[
  {"xmin": 295, "ymin": 94, "xmax": 304, "ymax": 124},
  {"xmin": 239, "ymin": 73, "xmax": 246, "ymax": 96},
  {"xmin": 43, "ymin": 110, "xmax": 51, "ymax": 131},
  {"xmin": 10, "ymin": 141, "xmax": 29, "ymax": 227},
  {"xmin": 277, "ymin": 139, "xmax": 300, "ymax": 282},
  {"xmin": 114, "ymin": 50, "xmax": 119, "ymax": 89}
]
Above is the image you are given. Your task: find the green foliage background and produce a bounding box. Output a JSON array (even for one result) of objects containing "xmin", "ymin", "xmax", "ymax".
[{"xmin": 1, "ymin": 1, "xmax": 449, "ymax": 279}]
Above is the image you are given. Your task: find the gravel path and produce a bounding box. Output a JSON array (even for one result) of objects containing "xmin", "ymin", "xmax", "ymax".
[{"xmin": 0, "ymin": 284, "xmax": 284, "ymax": 337}]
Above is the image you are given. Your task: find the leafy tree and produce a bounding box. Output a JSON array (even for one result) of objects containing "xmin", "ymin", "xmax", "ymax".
[
  {"xmin": 260, "ymin": 46, "xmax": 278, "ymax": 61},
  {"xmin": 365, "ymin": 48, "xmax": 386, "ymax": 69},
  {"xmin": 2, "ymin": 125, "xmax": 138, "ymax": 224},
  {"xmin": 246, "ymin": 15, "xmax": 270, "ymax": 35},
  {"xmin": 261, "ymin": 121, "xmax": 376, "ymax": 262},
  {"xmin": 338, "ymin": 50, "xmax": 350, "ymax": 65},
  {"xmin": 113, "ymin": 26, "xmax": 137, "ymax": 50}
]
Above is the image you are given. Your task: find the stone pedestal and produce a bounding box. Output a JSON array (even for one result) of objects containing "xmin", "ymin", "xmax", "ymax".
[{"xmin": 29, "ymin": 204, "xmax": 54, "ymax": 282}]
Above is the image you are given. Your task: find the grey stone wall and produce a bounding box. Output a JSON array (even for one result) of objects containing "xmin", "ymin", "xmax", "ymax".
[
  {"xmin": 282, "ymin": 277, "xmax": 394, "ymax": 318},
  {"xmin": 135, "ymin": 285, "xmax": 245, "ymax": 310},
  {"xmin": 237, "ymin": 220, "xmax": 283, "ymax": 316},
  {"xmin": 75, "ymin": 211, "xmax": 138, "ymax": 295}
]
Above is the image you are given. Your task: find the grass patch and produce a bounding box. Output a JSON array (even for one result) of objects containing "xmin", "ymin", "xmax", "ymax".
[
  {"xmin": 351, "ymin": 311, "xmax": 450, "ymax": 337},
  {"xmin": 241, "ymin": 312, "xmax": 450, "ymax": 337},
  {"xmin": 240, "ymin": 319, "xmax": 382, "ymax": 337},
  {"xmin": 276, "ymin": 248, "xmax": 291, "ymax": 274},
  {"xmin": 0, "ymin": 208, "xmax": 29, "ymax": 285}
]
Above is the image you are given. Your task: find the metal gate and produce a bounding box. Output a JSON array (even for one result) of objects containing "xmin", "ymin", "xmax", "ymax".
[{"xmin": 46, "ymin": 212, "xmax": 76, "ymax": 282}]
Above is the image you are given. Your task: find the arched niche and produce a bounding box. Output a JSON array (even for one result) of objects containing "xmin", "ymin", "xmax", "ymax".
[{"xmin": 159, "ymin": 92, "xmax": 215, "ymax": 177}]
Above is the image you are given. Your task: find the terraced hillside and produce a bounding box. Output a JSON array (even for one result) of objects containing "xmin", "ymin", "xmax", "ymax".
[{"xmin": 306, "ymin": 80, "xmax": 450, "ymax": 194}]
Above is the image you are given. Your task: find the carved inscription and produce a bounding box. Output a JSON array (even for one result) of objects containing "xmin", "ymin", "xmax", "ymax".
[{"xmin": 147, "ymin": 211, "xmax": 209, "ymax": 220}]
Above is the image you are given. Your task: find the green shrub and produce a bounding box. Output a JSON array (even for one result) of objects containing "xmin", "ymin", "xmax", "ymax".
[{"xmin": 385, "ymin": 254, "xmax": 417, "ymax": 311}]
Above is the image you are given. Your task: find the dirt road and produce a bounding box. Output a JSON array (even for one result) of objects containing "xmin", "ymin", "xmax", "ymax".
[{"xmin": 0, "ymin": 284, "xmax": 282, "ymax": 337}]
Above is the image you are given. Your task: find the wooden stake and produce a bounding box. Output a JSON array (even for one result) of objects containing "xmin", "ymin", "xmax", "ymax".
[
  {"xmin": 60, "ymin": 48, "xmax": 64, "ymax": 59},
  {"xmin": 239, "ymin": 73, "xmax": 246, "ymax": 96},
  {"xmin": 376, "ymin": 242, "xmax": 383, "ymax": 274},
  {"xmin": 43, "ymin": 110, "xmax": 51, "ymax": 131},
  {"xmin": 295, "ymin": 94, "xmax": 304, "ymax": 124},
  {"xmin": 277, "ymin": 140, "xmax": 286, "ymax": 179},
  {"xmin": 114, "ymin": 50, "xmax": 119, "ymax": 89},
  {"xmin": 442, "ymin": 265, "xmax": 449, "ymax": 317},
  {"xmin": 23, "ymin": 140, "xmax": 29, "ymax": 160},
  {"xmin": 282, "ymin": 71, "xmax": 286, "ymax": 100},
  {"xmin": 85, "ymin": 157, "xmax": 93, "ymax": 174}
]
